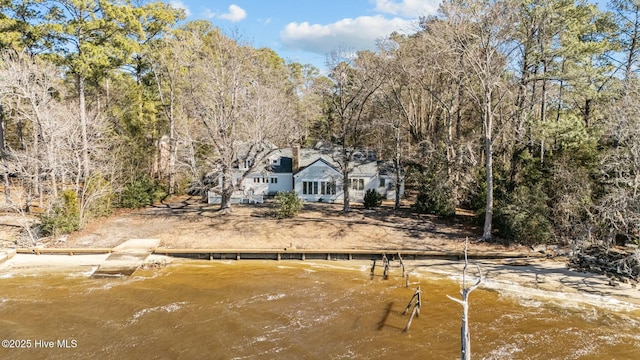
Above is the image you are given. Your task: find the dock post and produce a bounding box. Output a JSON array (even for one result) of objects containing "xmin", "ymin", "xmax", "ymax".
[
  {"xmin": 370, "ymin": 259, "xmax": 376, "ymax": 277},
  {"xmin": 382, "ymin": 254, "xmax": 389, "ymax": 280},
  {"xmin": 403, "ymin": 286, "xmax": 422, "ymax": 332}
]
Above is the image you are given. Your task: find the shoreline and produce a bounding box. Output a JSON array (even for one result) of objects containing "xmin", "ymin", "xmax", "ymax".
[{"xmin": 2, "ymin": 252, "xmax": 640, "ymax": 314}]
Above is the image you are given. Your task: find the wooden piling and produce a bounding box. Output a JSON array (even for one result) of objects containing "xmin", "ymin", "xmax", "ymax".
[
  {"xmin": 382, "ymin": 254, "xmax": 389, "ymax": 280},
  {"xmin": 402, "ymin": 286, "xmax": 422, "ymax": 332}
]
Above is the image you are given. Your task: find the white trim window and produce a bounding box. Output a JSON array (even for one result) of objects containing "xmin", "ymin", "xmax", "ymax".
[
  {"xmin": 303, "ymin": 181, "xmax": 336, "ymax": 195},
  {"xmin": 320, "ymin": 181, "xmax": 336, "ymax": 195},
  {"xmin": 302, "ymin": 181, "xmax": 318, "ymax": 195},
  {"xmin": 350, "ymin": 178, "xmax": 364, "ymax": 190},
  {"xmin": 241, "ymin": 158, "xmax": 253, "ymax": 170}
]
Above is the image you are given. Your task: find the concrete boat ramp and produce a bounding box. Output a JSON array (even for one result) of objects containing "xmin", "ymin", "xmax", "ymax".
[{"xmin": 91, "ymin": 239, "xmax": 159, "ymax": 278}]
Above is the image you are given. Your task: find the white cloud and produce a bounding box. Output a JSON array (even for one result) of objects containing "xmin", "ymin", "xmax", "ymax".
[
  {"xmin": 372, "ymin": 0, "xmax": 440, "ymax": 18},
  {"xmin": 219, "ymin": 4, "xmax": 247, "ymax": 22},
  {"xmin": 280, "ymin": 15, "xmax": 416, "ymax": 56},
  {"xmin": 202, "ymin": 8, "xmax": 217, "ymax": 19},
  {"xmin": 169, "ymin": 1, "xmax": 191, "ymax": 17}
]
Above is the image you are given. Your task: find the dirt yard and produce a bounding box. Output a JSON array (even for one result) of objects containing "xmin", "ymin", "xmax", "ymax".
[{"xmin": 28, "ymin": 196, "xmax": 526, "ymax": 253}]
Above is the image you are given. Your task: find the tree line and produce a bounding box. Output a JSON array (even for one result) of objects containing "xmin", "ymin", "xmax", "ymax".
[{"xmin": 0, "ymin": 0, "xmax": 638, "ymax": 250}]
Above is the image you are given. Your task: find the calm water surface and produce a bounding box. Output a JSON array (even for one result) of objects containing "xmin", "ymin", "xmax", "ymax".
[{"xmin": 0, "ymin": 260, "xmax": 639, "ymax": 359}]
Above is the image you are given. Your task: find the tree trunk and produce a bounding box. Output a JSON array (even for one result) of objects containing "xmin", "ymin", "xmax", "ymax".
[
  {"xmin": 447, "ymin": 239, "xmax": 482, "ymax": 360},
  {"xmin": 78, "ymin": 74, "xmax": 90, "ymax": 181},
  {"xmin": 394, "ymin": 124, "xmax": 402, "ymax": 209},
  {"xmin": 220, "ymin": 169, "xmax": 233, "ymax": 213},
  {"xmin": 343, "ymin": 168, "xmax": 350, "ymax": 213},
  {"xmin": 482, "ymin": 94, "xmax": 494, "ymax": 241},
  {"xmin": 168, "ymin": 85, "xmax": 177, "ymax": 195},
  {"xmin": 460, "ymin": 300, "xmax": 471, "ymax": 360},
  {"xmin": 0, "ymin": 104, "xmax": 9, "ymax": 203}
]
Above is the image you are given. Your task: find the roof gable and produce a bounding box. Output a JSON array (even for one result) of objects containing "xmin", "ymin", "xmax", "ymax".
[{"xmin": 294, "ymin": 158, "xmax": 341, "ymax": 177}]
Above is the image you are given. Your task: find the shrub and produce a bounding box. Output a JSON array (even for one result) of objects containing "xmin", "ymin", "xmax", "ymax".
[
  {"xmin": 363, "ymin": 189, "xmax": 383, "ymax": 209},
  {"xmin": 40, "ymin": 190, "xmax": 81, "ymax": 237},
  {"xmin": 412, "ymin": 185, "xmax": 456, "ymax": 218},
  {"xmin": 84, "ymin": 173, "xmax": 115, "ymax": 218},
  {"xmin": 407, "ymin": 154, "xmax": 457, "ymax": 218},
  {"xmin": 493, "ymin": 184, "xmax": 552, "ymax": 245},
  {"xmin": 274, "ymin": 191, "xmax": 303, "ymax": 218},
  {"xmin": 120, "ymin": 175, "xmax": 166, "ymax": 208}
]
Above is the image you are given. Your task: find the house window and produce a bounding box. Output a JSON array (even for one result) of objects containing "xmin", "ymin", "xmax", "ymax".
[
  {"xmin": 270, "ymin": 177, "xmax": 278, "ymax": 184},
  {"xmin": 320, "ymin": 181, "xmax": 336, "ymax": 195},
  {"xmin": 303, "ymin": 181, "xmax": 318, "ymax": 195},
  {"xmin": 242, "ymin": 159, "xmax": 253, "ymax": 169},
  {"xmin": 262, "ymin": 177, "xmax": 268, "ymax": 183},
  {"xmin": 380, "ymin": 178, "xmax": 386, "ymax": 188},
  {"xmin": 304, "ymin": 181, "xmax": 335, "ymax": 195},
  {"xmin": 350, "ymin": 178, "xmax": 364, "ymax": 190},
  {"xmin": 253, "ymin": 177, "xmax": 260, "ymax": 183}
]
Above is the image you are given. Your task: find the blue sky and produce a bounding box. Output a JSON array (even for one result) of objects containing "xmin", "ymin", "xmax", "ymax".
[{"xmin": 167, "ymin": 0, "xmax": 442, "ymax": 70}]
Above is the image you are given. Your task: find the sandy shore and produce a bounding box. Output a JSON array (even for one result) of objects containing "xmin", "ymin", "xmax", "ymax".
[
  {"xmin": 1, "ymin": 198, "xmax": 639, "ymax": 313},
  {"xmin": 2, "ymin": 253, "xmax": 639, "ymax": 314}
]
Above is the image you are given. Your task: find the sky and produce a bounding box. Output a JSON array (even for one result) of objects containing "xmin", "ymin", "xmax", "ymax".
[{"xmin": 167, "ymin": 0, "xmax": 443, "ymax": 70}]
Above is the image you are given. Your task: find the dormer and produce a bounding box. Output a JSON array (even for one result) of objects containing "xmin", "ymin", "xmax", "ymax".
[
  {"xmin": 269, "ymin": 156, "xmax": 281, "ymax": 166},
  {"xmin": 239, "ymin": 158, "xmax": 254, "ymax": 170}
]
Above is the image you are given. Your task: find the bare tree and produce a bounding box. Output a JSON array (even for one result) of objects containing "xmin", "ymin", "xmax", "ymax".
[
  {"xmin": 0, "ymin": 50, "xmax": 112, "ymax": 232},
  {"xmin": 183, "ymin": 25, "xmax": 297, "ymax": 211},
  {"xmin": 436, "ymin": 0, "xmax": 516, "ymax": 240},
  {"xmin": 0, "ymin": 51, "xmax": 80, "ymax": 207},
  {"xmin": 325, "ymin": 50, "xmax": 385, "ymax": 212},
  {"xmin": 599, "ymin": 79, "xmax": 640, "ymax": 244},
  {"xmin": 447, "ymin": 239, "xmax": 483, "ymax": 360},
  {"xmin": 148, "ymin": 30, "xmax": 185, "ymax": 195}
]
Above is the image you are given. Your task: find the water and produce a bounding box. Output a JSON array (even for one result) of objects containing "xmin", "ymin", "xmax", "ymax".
[{"xmin": 1, "ymin": 260, "xmax": 639, "ymax": 359}]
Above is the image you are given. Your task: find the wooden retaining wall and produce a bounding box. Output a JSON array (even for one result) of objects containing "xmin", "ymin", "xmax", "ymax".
[
  {"xmin": 151, "ymin": 248, "xmax": 546, "ymax": 261},
  {"xmin": 16, "ymin": 248, "xmax": 112, "ymax": 255},
  {"xmin": 12, "ymin": 247, "xmax": 546, "ymax": 262}
]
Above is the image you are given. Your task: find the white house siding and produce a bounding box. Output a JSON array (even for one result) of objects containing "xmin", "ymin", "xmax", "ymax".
[
  {"xmin": 239, "ymin": 173, "xmax": 293, "ymax": 195},
  {"xmin": 377, "ymin": 175, "xmax": 405, "ymax": 200},
  {"xmin": 348, "ymin": 174, "xmax": 377, "ymax": 202},
  {"xmin": 242, "ymin": 175, "xmax": 269, "ymax": 195},
  {"xmin": 268, "ymin": 173, "xmax": 293, "ymax": 194},
  {"xmin": 294, "ymin": 160, "xmax": 343, "ymax": 202}
]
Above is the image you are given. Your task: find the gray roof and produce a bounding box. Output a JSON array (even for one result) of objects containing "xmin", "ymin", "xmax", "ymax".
[
  {"xmin": 234, "ymin": 143, "xmax": 386, "ymax": 176},
  {"xmin": 297, "ymin": 148, "xmax": 377, "ymax": 175},
  {"xmin": 377, "ymin": 160, "xmax": 403, "ymax": 176}
]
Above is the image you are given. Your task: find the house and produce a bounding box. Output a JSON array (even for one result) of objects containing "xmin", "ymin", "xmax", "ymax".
[{"xmin": 208, "ymin": 144, "xmax": 404, "ymax": 204}]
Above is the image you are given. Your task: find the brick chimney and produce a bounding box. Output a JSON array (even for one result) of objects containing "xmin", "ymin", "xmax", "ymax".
[{"xmin": 292, "ymin": 144, "xmax": 300, "ymax": 173}]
